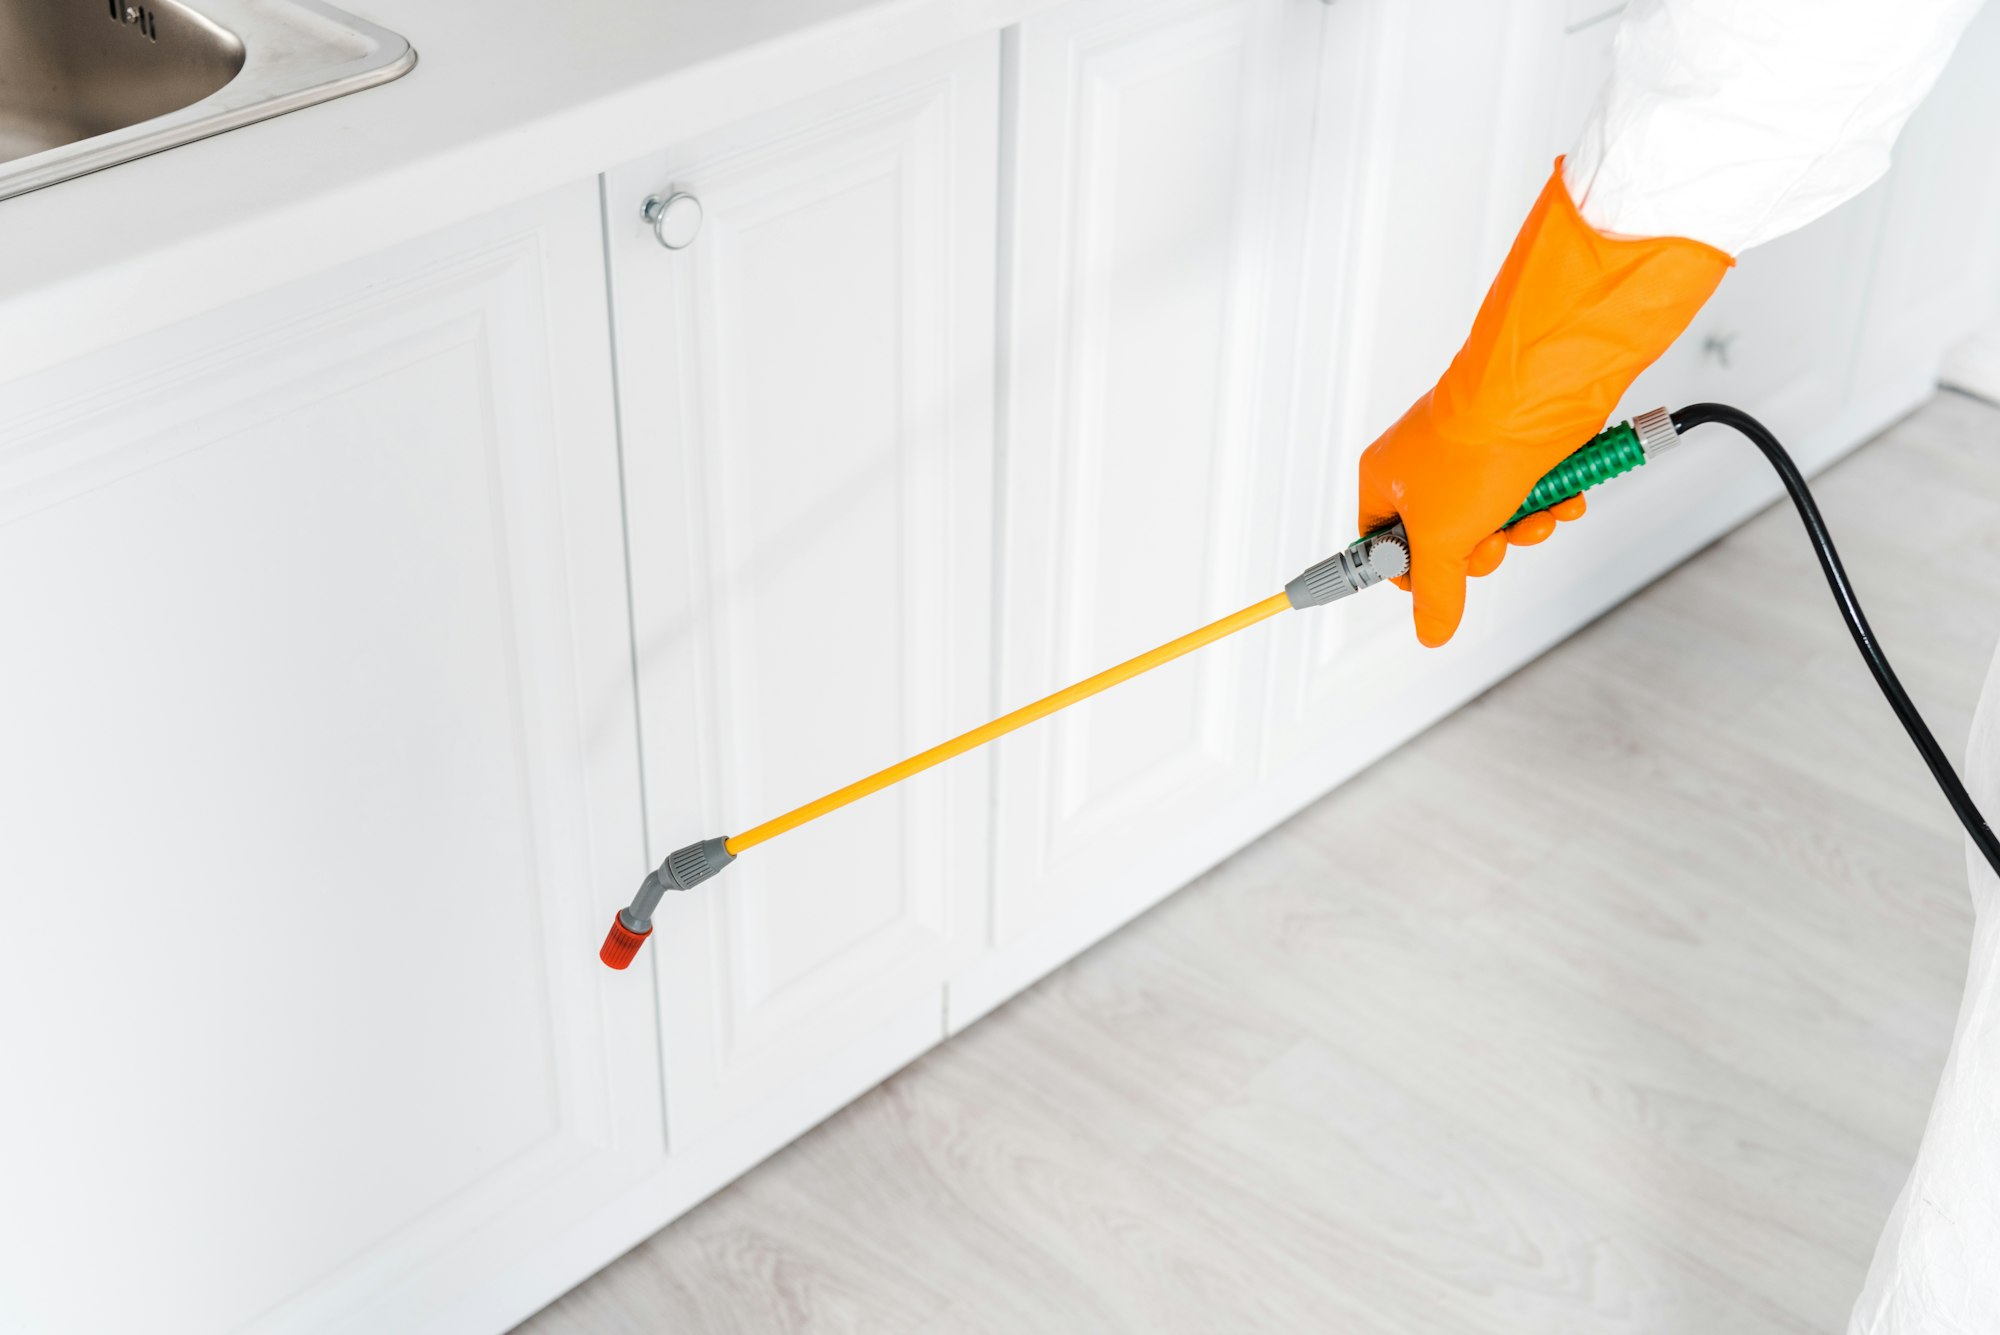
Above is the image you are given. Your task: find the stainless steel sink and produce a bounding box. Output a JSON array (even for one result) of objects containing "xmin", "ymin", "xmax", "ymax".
[{"xmin": 0, "ymin": 0, "xmax": 414, "ymax": 201}]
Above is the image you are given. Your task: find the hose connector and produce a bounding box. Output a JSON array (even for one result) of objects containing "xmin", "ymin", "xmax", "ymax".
[
  {"xmin": 600, "ymin": 835, "xmax": 736, "ymax": 969},
  {"xmin": 1632, "ymin": 405, "xmax": 1678, "ymax": 459}
]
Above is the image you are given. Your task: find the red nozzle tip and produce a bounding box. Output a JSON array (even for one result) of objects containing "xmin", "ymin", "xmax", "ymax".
[{"xmin": 600, "ymin": 915, "xmax": 651, "ymax": 970}]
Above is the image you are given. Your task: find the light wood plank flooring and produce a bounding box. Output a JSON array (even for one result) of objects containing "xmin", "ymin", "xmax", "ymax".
[{"xmin": 517, "ymin": 391, "xmax": 1999, "ymax": 1334}]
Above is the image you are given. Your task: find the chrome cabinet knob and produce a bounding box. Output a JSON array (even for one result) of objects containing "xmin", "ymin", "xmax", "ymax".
[{"xmin": 642, "ymin": 192, "xmax": 703, "ymax": 250}]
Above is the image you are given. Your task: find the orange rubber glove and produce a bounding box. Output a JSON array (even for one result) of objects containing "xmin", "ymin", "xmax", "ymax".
[{"xmin": 1358, "ymin": 161, "xmax": 1732, "ymax": 647}]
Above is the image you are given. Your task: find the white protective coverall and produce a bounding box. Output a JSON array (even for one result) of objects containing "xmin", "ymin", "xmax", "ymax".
[{"xmin": 1567, "ymin": 2, "xmax": 1994, "ymax": 1330}]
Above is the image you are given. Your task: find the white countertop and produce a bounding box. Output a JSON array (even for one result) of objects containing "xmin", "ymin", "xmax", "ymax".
[{"xmin": 0, "ymin": 0, "xmax": 1046, "ymax": 378}]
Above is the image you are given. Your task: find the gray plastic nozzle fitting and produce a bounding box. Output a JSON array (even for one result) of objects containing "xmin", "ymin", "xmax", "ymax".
[
  {"xmin": 618, "ymin": 835, "xmax": 735, "ymax": 934},
  {"xmin": 1285, "ymin": 523, "xmax": 1411, "ymax": 609}
]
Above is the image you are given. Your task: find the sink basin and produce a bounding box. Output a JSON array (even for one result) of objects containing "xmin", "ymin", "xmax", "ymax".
[{"xmin": 0, "ymin": 0, "xmax": 414, "ymax": 201}]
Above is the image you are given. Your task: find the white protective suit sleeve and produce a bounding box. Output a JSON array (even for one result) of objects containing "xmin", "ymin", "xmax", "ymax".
[
  {"xmin": 1564, "ymin": 0, "xmax": 1987, "ymax": 255},
  {"xmin": 1560, "ymin": 4, "xmax": 1998, "ymax": 1332},
  {"xmin": 1851, "ymin": 666, "xmax": 2000, "ymax": 1335}
]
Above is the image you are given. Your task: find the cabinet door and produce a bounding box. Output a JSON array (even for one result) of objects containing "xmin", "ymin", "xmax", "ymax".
[
  {"xmin": 961, "ymin": 0, "xmax": 1328, "ymax": 1023},
  {"xmin": 1263, "ymin": 0, "xmax": 1528, "ymax": 773},
  {"xmin": 606, "ymin": 39, "xmax": 998, "ymax": 1145},
  {"xmin": 0, "ymin": 184, "xmax": 654, "ymax": 1335},
  {"xmin": 1853, "ymin": 0, "xmax": 2000, "ymax": 394}
]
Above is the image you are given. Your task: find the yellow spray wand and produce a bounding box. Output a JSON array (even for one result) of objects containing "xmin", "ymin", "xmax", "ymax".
[{"xmin": 599, "ymin": 412, "xmax": 1668, "ymax": 969}]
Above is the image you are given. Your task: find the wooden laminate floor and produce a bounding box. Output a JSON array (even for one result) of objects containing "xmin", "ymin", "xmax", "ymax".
[{"xmin": 516, "ymin": 392, "xmax": 2000, "ymax": 1334}]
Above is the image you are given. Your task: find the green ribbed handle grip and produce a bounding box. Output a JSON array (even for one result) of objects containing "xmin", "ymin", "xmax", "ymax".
[{"xmin": 1505, "ymin": 421, "xmax": 1648, "ymax": 526}]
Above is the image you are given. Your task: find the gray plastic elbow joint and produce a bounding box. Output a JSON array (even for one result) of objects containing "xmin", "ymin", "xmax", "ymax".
[{"xmin": 618, "ymin": 835, "xmax": 735, "ymax": 934}]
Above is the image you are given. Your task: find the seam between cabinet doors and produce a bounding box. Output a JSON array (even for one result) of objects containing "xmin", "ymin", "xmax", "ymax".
[
  {"xmin": 596, "ymin": 170, "xmax": 674, "ymax": 1138},
  {"xmin": 978, "ymin": 22, "xmax": 1026, "ymax": 989}
]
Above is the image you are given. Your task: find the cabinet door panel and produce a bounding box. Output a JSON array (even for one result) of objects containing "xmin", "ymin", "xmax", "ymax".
[
  {"xmin": 1855, "ymin": 0, "xmax": 2000, "ymax": 387},
  {"xmin": 607, "ymin": 39, "xmax": 998, "ymax": 1144},
  {"xmin": 967, "ymin": 0, "xmax": 1324, "ymax": 1020},
  {"xmin": 0, "ymin": 185, "xmax": 653, "ymax": 1335}
]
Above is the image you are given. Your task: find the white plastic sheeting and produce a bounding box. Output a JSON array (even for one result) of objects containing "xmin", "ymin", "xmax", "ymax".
[
  {"xmin": 1564, "ymin": 0, "xmax": 1987, "ymax": 255},
  {"xmin": 1561, "ymin": 3, "xmax": 1997, "ymax": 1328}
]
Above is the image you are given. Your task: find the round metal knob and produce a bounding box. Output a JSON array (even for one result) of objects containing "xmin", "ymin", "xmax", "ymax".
[{"xmin": 642, "ymin": 192, "xmax": 703, "ymax": 250}]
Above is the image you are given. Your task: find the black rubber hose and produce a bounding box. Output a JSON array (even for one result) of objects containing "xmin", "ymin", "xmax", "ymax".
[{"xmin": 1670, "ymin": 401, "xmax": 2000, "ymax": 880}]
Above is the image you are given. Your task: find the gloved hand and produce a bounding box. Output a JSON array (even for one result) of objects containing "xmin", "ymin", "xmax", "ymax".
[{"xmin": 1358, "ymin": 162, "xmax": 1731, "ymax": 647}]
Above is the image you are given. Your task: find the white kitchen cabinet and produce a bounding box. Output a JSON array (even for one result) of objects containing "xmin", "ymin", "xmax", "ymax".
[
  {"xmin": 963, "ymin": 0, "xmax": 2000, "ymax": 1039},
  {"xmin": 956, "ymin": 0, "xmax": 1330, "ymax": 1024},
  {"xmin": 1854, "ymin": 0, "xmax": 2000, "ymax": 397},
  {"xmin": 6, "ymin": 4, "xmax": 2000, "ymax": 1331},
  {"xmin": 605, "ymin": 38, "xmax": 999, "ymax": 1146},
  {"xmin": 0, "ymin": 184, "xmax": 654, "ymax": 1334}
]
